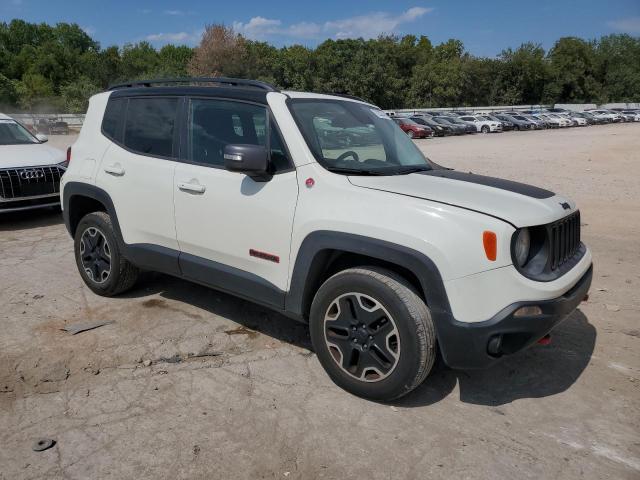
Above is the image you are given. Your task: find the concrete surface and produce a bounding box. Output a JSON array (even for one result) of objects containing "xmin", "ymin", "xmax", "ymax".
[{"xmin": 1, "ymin": 126, "xmax": 639, "ymax": 479}]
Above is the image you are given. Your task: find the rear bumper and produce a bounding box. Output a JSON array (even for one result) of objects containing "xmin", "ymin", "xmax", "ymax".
[{"xmin": 436, "ymin": 265, "xmax": 592, "ymax": 370}]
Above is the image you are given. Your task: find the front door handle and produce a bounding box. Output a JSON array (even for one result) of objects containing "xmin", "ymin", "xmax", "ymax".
[
  {"xmin": 177, "ymin": 182, "xmax": 206, "ymax": 194},
  {"xmin": 104, "ymin": 164, "xmax": 125, "ymax": 176}
]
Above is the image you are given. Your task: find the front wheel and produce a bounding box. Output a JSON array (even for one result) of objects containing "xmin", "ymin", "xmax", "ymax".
[
  {"xmin": 481, "ymin": 125, "xmax": 490, "ymax": 133},
  {"xmin": 310, "ymin": 268, "xmax": 436, "ymax": 401}
]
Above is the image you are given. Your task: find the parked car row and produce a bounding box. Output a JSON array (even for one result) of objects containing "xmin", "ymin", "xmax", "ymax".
[{"xmin": 388, "ymin": 107, "xmax": 640, "ymax": 138}]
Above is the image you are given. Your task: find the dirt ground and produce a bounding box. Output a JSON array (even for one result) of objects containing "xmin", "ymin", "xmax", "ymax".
[{"xmin": 1, "ymin": 125, "xmax": 639, "ymax": 479}]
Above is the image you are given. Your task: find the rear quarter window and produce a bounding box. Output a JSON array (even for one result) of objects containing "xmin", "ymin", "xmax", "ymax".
[
  {"xmin": 123, "ymin": 97, "xmax": 178, "ymax": 158},
  {"xmin": 102, "ymin": 97, "xmax": 126, "ymax": 141}
]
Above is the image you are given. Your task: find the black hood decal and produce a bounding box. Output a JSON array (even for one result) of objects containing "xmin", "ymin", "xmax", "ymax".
[{"xmin": 417, "ymin": 170, "xmax": 555, "ymax": 199}]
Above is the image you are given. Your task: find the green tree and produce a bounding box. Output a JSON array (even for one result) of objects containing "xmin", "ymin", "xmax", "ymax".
[
  {"xmin": 60, "ymin": 76, "xmax": 100, "ymax": 113},
  {"xmin": 14, "ymin": 72, "xmax": 54, "ymax": 110},
  {"xmin": 595, "ymin": 34, "xmax": 640, "ymax": 102},
  {"xmin": 544, "ymin": 37, "xmax": 600, "ymax": 103}
]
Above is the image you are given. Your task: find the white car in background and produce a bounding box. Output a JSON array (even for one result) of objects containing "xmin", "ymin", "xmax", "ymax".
[
  {"xmin": 532, "ymin": 114, "xmax": 560, "ymax": 128},
  {"xmin": 587, "ymin": 110, "xmax": 621, "ymax": 123},
  {"xmin": 544, "ymin": 113, "xmax": 573, "ymax": 127},
  {"xmin": 458, "ymin": 115, "xmax": 503, "ymax": 133},
  {"xmin": 563, "ymin": 113, "xmax": 588, "ymax": 126},
  {"xmin": 0, "ymin": 113, "xmax": 67, "ymax": 213},
  {"xmin": 622, "ymin": 110, "xmax": 640, "ymax": 122}
]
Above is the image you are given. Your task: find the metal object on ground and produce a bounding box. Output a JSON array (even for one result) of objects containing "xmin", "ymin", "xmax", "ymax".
[
  {"xmin": 61, "ymin": 320, "xmax": 114, "ymax": 335},
  {"xmin": 32, "ymin": 439, "xmax": 55, "ymax": 451}
]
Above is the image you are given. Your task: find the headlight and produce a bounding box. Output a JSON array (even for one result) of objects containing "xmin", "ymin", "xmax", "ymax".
[{"xmin": 514, "ymin": 228, "xmax": 530, "ymax": 266}]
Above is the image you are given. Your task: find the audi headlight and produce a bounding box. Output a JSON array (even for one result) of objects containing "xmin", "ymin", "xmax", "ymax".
[{"xmin": 514, "ymin": 228, "xmax": 530, "ymax": 266}]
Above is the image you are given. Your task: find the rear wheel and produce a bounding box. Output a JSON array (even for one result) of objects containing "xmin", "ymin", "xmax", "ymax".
[
  {"xmin": 310, "ymin": 267, "xmax": 436, "ymax": 401},
  {"xmin": 74, "ymin": 212, "xmax": 139, "ymax": 296}
]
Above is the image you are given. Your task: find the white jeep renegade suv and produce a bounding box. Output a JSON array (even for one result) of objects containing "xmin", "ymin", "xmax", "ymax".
[{"xmin": 61, "ymin": 78, "xmax": 592, "ymax": 401}]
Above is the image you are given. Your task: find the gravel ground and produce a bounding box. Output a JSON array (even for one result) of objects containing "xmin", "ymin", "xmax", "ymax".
[{"xmin": 1, "ymin": 125, "xmax": 639, "ymax": 479}]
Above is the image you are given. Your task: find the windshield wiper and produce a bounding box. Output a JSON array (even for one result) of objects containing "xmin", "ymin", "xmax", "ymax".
[
  {"xmin": 393, "ymin": 166, "xmax": 432, "ymax": 175},
  {"xmin": 325, "ymin": 166, "xmax": 390, "ymax": 176}
]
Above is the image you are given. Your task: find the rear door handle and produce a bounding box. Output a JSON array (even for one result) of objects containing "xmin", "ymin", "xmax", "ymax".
[
  {"xmin": 104, "ymin": 164, "xmax": 125, "ymax": 176},
  {"xmin": 177, "ymin": 182, "xmax": 206, "ymax": 194}
]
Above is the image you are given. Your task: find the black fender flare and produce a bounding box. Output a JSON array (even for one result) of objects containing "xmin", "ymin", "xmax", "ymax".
[
  {"xmin": 63, "ymin": 182, "xmax": 124, "ymax": 244},
  {"xmin": 63, "ymin": 181, "xmax": 181, "ymax": 276},
  {"xmin": 285, "ymin": 231, "xmax": 454, "ymax": 325}
]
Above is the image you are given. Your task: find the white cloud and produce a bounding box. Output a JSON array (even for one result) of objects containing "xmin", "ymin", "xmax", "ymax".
[
  {"xmin": 607, "ymin": 17, "xmax": 640, "ymax": 34},
  {"xmin": 164, "ymin": 10, "xmax": 185, "ymax": 16},
  {"xmin": 145, "ymin": 30, "xmax": 202, "ymax": 44},
  {"xmin": 232, "ymin": 7, "xmax": 433, "ymax": 41}
]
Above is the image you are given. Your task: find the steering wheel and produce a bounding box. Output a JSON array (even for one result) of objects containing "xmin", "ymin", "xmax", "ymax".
[{"xmin": 336, "ymin": 150, "xmax": 360, "ymax": 163}]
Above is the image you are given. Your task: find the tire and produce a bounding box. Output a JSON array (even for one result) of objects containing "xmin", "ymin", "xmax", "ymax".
[
  {"xmin": 407, "ymin": 130, "xmax": 415, "ymax": 138},
  {"xmin": 514, "ymin": 125, "xmax": 520, "ymax": 131},
  {"xmin": 309, "ymin": 267, "xmax": 436, "ymax": 401},
  {"xmin": 481, "ymin": 125, "xmax": 490, "ymax": 134},
  {"xmin": 74, "ymin": 211, "xmax": 139, "ymax": 296}
]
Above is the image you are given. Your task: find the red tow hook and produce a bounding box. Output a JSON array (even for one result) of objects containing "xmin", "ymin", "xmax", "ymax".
[{"xmin": 537, "ymin": 334, "xmax": 552, "ymax": 346}]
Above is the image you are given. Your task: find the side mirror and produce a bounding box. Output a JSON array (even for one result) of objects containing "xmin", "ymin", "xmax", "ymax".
[
  {"xmin": 224, "ymin": 144, "xmax": 271, "ymax": 181},
  {"xmin": 36, "ymin": 133, "xmax": 48, "ymax": 143}
]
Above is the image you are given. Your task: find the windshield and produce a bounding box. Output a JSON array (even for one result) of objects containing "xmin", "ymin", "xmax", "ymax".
[
  {"xmin": 0, "ymin": 119, "xmax": 39, "ymax": 145},
  {"xmin": 288, "ymin": 99, "xmax": 432, "ymax": 175}
]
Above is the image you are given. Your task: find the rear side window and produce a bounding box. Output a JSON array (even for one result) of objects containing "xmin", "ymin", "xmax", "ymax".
[
  {"xmin": 124, "ymin": 97, "xmax": 178, "ymax": 158},
  {"xmin": 102, "ymin": 97, "xmax": 125, "ymax": 141}
]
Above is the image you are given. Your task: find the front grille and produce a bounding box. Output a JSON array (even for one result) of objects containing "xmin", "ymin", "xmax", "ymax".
[
  {"xmin": 0, "ymin": 166, "xmax": 64, "ymax": 201},
  {"xmin": 549, "ymin": 211, "xmax": 581, "ymax": 270}
]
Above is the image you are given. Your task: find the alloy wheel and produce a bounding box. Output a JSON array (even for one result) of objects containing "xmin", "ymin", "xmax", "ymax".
[
  {"xmin": 80, "ymin": 227, "xmax": 111, "ymax": 284},
  {"xmin": 323, "ymin": 293, "xmax": 400, "ymax": 382}
]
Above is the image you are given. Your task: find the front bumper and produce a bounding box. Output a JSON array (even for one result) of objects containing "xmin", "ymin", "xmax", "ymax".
[
  {"xmin": 0, "ymin": 195, "xmax": 61, "ymax": 213},
  {"xmin": 436, "ymin": 265, "xmax": 592, "ymax": 370}
]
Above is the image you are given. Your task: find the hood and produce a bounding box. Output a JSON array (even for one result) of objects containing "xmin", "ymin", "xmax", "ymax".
[
  {"xmin": 0, "ymin": 143, "xmax": 66, "ymax": 169},
  {"xmin": 348, "ymin": 169, "xmax": 575, "ymax": 228}
]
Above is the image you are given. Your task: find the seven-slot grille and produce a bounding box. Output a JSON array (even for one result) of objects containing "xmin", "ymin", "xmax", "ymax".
[
  {"xmin": 549, "ymin": 211, "xmax": 581, "ymax": 270},
  {"xmin": 0, "ymin": 166, "xmax": 64, "ymax": 200}
]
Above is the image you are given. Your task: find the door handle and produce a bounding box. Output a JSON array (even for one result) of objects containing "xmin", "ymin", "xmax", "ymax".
[
  {"xmin": 177, "ymin": 182, "xmax": 206, "ymax": 194},
  {"xmin": 104, "ymin": 164, "xmax": 125, "ymax": 176}
]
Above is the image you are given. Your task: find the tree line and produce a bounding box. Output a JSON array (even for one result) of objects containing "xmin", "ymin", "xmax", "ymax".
[{"xmin": 1, "ymin": 20, "xmax": 639, "ymax": 113}]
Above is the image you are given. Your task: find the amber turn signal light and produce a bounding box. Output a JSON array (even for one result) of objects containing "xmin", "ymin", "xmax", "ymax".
[{"xmin": 483, "ymin": 231, "xmax": 497, "ymax": 261}]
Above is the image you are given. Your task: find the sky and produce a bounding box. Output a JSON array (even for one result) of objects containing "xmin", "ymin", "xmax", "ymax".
[{"xmin": 2, "ymin": 0, "xmax": 640, "ymax": 57}]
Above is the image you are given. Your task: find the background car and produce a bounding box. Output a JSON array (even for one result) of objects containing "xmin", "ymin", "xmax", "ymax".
[
  {"xmin": 432, "ymin": 116, "xmax": 467, "ymax": 135},
  {"xmin": 458, "ymin": 115, "xmax": 502, "ymax": 133},
  {"xmin": 0, "ymin": 113, "xmax": 66, "ymax": 213},
  {"xmin": 481, "ymin": 114, "xmax": 514, "ymax": 131},
  {"xmin": 496, "ymin": 114, "xmax": 533, "ymax": 131},
  {"xmin": 392, "ymin": 117, "xmax": 433, "ymax": 138},
  {"xmin": 622, "ymin": 110, "xmax": 640, "ymax": 122},
  {"xmin": 439, "ymin": 116, "xmax": 477, "ymax": 134},
  {"xmin": 410, "ymin": 115, "xmax": 449, "ymax": 136},
  {"xmin": 587, "ymin": 109, "xmax": 620, "ymax": 122},
  {"xmin": 544, "ymin": 113, "xmax": 573, "ymax": 127},
  {"xmin": 531, "ymin": 114, "xmax": 559, "ymax": 128},
  {"xmin": 521, "ymin": 114, "xmax": 548, "ymax": 129}
]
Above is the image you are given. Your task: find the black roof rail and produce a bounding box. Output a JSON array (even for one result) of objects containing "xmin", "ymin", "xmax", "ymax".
[{"xmin": 108, "ymin": 77, "xmax": 279, "ymax": 92}]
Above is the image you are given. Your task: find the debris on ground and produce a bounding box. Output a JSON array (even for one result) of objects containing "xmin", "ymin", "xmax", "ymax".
[
  {"xmin": 61, "ymin": 320, "xmax": 114, "ymax": 335},
  {"xmin": 155, "ymin": 350, "xmax": 224, "ymax": 365},
  {"xmin": 605, "ymin": 304, "xmax": 621, "ymax": 312},
  {"xmin": 32, "ymin": 439, "xmax": 55, "ymax": 452},
  {"xmin": 225, "ymin": 326, "xmax": 258, "ymax": 339}
]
